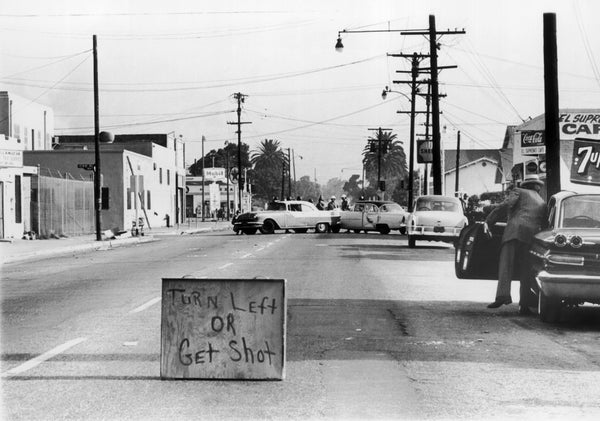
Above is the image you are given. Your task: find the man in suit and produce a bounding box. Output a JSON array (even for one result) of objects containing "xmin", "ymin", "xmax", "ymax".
[{"xmin": 483, "ymin": 174, "xmax": 547, "ymax": 314}]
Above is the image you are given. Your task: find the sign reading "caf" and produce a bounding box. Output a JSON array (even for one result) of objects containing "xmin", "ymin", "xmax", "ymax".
[
  {"xmin": 571, "ymin": 138, "xmax": 600, "ymax": 186},
  {"xmin": 560, "ymin": 113, "xmax": 600, "ymax": 140}
]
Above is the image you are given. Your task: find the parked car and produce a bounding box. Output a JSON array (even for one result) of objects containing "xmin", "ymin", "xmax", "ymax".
[
  {"xmin": 232, "ymin": 200, "xmax": 341, "ymax": 235},
  {"xmin": 406, "ymin": 195, "xmax": 468, "ymax": 248},
  {"xmin": 455, "ymin": 191, "xmax": 600, "ymax": 323},
  {"xmin": 340, "ymin": 200, "xmax": 408, "ymax": 234},
  {"xmin": 532, "ymin": 191, "xmax": 600, "ymax": 322}
]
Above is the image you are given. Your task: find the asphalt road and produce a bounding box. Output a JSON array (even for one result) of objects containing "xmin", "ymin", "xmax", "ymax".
[{"xmin": 2, "ymin": 230, "xmax": 600, "ymax": 420}]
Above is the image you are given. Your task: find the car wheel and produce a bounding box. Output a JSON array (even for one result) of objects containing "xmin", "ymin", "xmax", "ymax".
[
  {"xmin": 242, "ymin": 228, "xmax": 257, "ymax": 235},
  {"xmin": 399, "ymin": 227, "xmax": 406, "ymax": 235},
  {"xmin": 293, "ymin": 228, "xmax": 308, "ymax": 233},
  {"xmin": 377, "ymin": 225, "xmax": 391, "ymax": 235},
  {"xmin": 539, "ymin": 290, "xmax": 561, "ymax": 323},
  {"xmin": 408, "ymin": 236, "xmax": 416, "ymax": 248},
  {"xmin": 260, "ymin": 219, "xmax": 276, "ymax": 234},
  {"xmin": 353, "ymin": 229, "xmax": 362, "ymax": 234},
  {"xmin": 315, "ymin": 222, "xmax": 329, "ymax": 233},
  {"xmin": 330, "ymin": 225, "xmax": 341, "ymax": 233}
]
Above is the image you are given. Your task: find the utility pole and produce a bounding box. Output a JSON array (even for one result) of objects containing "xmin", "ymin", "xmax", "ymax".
[
  {"xmin": 287, "ymin": 148, "xmax": 292, "ymax": 198},
  {"xmin": 402, "ymin": 16, "xmax": 465, "ymax": 195},
  {"xmin": 454, "ymin": 130, "xmax": 461, "ymax": 195},
  {"xmin": 227, "ymin": 93, "xmax": 251, "ymax": 212},
  {"xmin": 391, "ymin": 52, "xmax": 428, "ymax": 210},
  {"xmin": 368, "ymin": 127, "xmax": 392, "ymax": 197},
  {"xmin": 225, "ymin": 148, "xmax": 230, "ymax": 220},
  {"xmin": 423, "ymin": 83, "xmax": 431, "ymax": 195},
  {"xmin": 201, "ymin": 135, "xmax": 205, "ymax": 221},
  {"xmin": 92, "ymin": 35, "xmax": 101, "ymax": 241},
  {"xmin": 543, "ymin": 13, "xmax": 561, "ymax": 198},
  {"xmin": 281, "ymin": 162, "xmax": 286, "ymax": 200}
]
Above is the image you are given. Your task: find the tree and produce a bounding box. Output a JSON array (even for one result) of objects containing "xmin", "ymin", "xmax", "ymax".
[
  {"xmin": 251, "ymin": 139, "xmax": 287, "ymax": 201},
  {"xmin": 321, "ymin": 177, "xmax": 345, "ymax": 201},
  {"xmin": 362, "ymin": 130, "xmax": 408, "ymax": 197},
  {"xmin": 343, "ymin": 174, "xmax": 363, "ymax": 201},
  {"xmin": 293, "ymin": 175, "xmax": 320, "ymax": 201},
  {"xmin": 188, "ymin": 142, "xmax": 250, "ymax": 177}
]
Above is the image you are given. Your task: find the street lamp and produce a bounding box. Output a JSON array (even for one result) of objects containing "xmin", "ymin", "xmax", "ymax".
[
  {"xmin": 381, "ymin": 85, "xmax": 416, "ymax": 210},
  {"xmin": 335, "ymin": 33, "xmax": 344, "ymax": 51}
]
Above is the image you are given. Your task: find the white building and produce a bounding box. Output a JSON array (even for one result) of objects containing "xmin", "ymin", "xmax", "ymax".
[
  {"xmin": 0, "ymin": 91, "xmax": 54, "ymax": 239},
  {"xmin": 444, "ymin": 149, "xmax": 503, "ymax": 197}
]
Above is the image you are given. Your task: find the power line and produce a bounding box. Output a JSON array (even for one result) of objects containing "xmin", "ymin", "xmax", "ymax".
[
  {"xmin": 0, "ymin": 49, "xmax": 91, "ymax": 79},
  {"xmin": 1, "ymin": 54, "xmax": 386, "ymax": 92}
]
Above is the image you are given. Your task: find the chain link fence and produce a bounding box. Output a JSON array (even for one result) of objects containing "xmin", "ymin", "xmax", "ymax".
[{"xmin": 31, "ymin": 169, "xmax": 94, "ymax": 238}]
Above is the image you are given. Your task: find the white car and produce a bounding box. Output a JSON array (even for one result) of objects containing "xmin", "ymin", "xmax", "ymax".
[
  {"xmin": 406, "ymin": 195, "xmax": 468, "ymax": 248},
  {"xmin": 232, "ymin": 200, "xmax": 341, "ymax": 234},
  {"xmin": 340, "ymin": 200, "xmax": 407, "ymax": 234}
]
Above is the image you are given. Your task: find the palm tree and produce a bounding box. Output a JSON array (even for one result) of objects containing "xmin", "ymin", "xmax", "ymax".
[
  {"xmin": 251, "ymin": 139, "xmax": 288, "ymax": 200},
  {"xmin": 362, "ymin": 131, "xmax": 408, "ymax": 193}
]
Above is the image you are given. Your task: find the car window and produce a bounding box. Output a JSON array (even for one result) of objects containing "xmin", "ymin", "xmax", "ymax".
[
  {"xmin": 354, "ymin": 203, "xmax": 365, "ymax": 212},
  {"xmin": 561, "ymin": 195, "xmax": 600, "ymax": 228},
  {"xmin": 289, "ymin": 204, "xmax": 302, "ymax": 212},
  {"xmin": 364, "ymin": 204, "xmax": 378, "ymax": 212},
  {"xmin": 300, "ymin": 204, "xmax": 315, "ymax": 212},
  {"xmin": 547, "ymin": 197, "xmax": 556, "ymax": 228},
  {"xmin": 267, "ymin": 202, "xmax": 287, "ymax": 211},
  {"xmin": 381, "ymin": 203, "xmax": 402, "ymax": 213},
  {"xmin": 415, "ymin": 198, "xmax": 460, "ymax": 212}
]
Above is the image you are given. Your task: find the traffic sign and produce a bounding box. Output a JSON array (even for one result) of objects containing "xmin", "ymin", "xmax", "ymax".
[{"xmin": 417, "ymin": 140, "xmax": 433, "ymax": 163}]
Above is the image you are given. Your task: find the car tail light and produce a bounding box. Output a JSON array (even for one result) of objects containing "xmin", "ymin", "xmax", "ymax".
[
  {"xmin": 569, "ymin": 235, "xmax": 583, "ymax": 248},
  {"xmin": 554, "ymin": 234, "xmax": 568, "ymax": 247}
]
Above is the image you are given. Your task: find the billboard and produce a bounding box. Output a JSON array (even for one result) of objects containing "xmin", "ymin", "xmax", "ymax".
[
  {"xmin": 570, "ymin": 138, "xmax": 600, "ymax": 186},
  {"xmin": 559, "ymin": 112, "xmax": 600, "ymax": 140}
]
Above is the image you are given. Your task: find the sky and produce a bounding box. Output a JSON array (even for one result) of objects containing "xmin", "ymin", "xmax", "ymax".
[{"xmin": 1, "ymin": 0, "xmax": 600, "ymax": 183}]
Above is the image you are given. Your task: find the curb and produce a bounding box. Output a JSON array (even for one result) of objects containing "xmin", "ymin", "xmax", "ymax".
[
  {"xmin": 2, "ymin": 236, "xmax": 156, "ymax": 265},
  {"xmin": 1, "ymin": 224, "xmax": 232, "ymax": 265}
]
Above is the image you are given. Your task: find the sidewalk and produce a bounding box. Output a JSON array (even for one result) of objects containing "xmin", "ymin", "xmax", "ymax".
[{"xmin": 0, "ymin": 219, "xmax": 233, "ymax": 265}]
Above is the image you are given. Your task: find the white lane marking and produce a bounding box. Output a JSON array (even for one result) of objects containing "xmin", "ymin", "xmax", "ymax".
[
  {"xmin": 240, "ymin": 253, "xmax": 252, "ymax": 259},
  {"xmin": 4, "ymin": 337, "xmax": 88, "ymax": 376},
  {"xmin": 256, "ymin": 247, "xmax": 265, "ymax": 252},
  {"xmin": 219, "ymin": 263, "xmax": 233, "ymax": 269},
  {"xmin": 129, "ymin": 297, "xmax": 161, "ymax": 314},
  {"xmin": 123, "ymin": 341, "xmax": 138, "ymax": 347},
  {"xmin": 266, "ymin": 242, "xmax": 274, "ymax": 247}
]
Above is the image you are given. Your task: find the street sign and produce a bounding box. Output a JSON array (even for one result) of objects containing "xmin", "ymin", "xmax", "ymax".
[
  {"xmin": 160, "ymin": 278, "xmax": 286, "ymax": 380},
  {"xmin": 77, "ymin": 163, "xmax": 95, "ymax": 171},
  {"xmin": 417, "ymin": 140, "xmax": 433, "ymax": 163},
  {"xmin": 229, "ymin": 167, "xmax": 239, "ymax": 183}
]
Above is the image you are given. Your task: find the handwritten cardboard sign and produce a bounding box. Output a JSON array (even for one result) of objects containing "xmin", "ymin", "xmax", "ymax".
[{"xmin": 160, "ymin": 278, "xmax": 286, "ymax": 380}]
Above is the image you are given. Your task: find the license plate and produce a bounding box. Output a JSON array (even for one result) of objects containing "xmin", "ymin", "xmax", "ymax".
[{"xmin": 434, "ymin": 226, "xmax": 445, "ymax": 233}]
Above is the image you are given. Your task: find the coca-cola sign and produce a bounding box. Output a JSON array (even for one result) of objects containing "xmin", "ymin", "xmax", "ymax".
[
  {"xmin": 520, "ymin": 131, "xmax": 545, "ymax": 155},
  {"xmin": 571, "ymin": 138, "xmax": 600, "ymax": 186}
]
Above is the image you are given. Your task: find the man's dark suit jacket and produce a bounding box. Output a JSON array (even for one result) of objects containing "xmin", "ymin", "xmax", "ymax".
[{"xmin": 485, "ymin": 187, "xmax": 547, "ymax": 245}]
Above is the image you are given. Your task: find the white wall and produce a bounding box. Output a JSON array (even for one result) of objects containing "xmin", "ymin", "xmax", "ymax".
[{"xmin": 445, "ymin": 160, "xmax": 502, "ymax": 196}]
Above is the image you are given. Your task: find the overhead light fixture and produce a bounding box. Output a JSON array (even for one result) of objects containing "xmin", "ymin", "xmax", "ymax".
[{"xmin": 335, "ymin": 35, "xmax": 344, "ymax": 51}]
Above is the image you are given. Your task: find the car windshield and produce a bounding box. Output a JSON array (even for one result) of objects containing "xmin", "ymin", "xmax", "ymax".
[
  {"xmin": 415, "ymin": 198, "xmax": 460, "ymax": 212},
  {"xmin": 561, "ymin": 195, "xmax": 600, "ymax": 228}
]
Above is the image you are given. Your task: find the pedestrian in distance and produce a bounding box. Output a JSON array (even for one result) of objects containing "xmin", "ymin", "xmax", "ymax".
[
  {"xmin": 340, "ymin": 194, "xmax": 350, "ymax": 211},
  {"xmin": 326, "ymin": 196, "xmax": 338, "ymax": 210},
  {"xmin": 316, "ymin": 196, "xmax": 325, "ymax": 210},
  {"xmin": 483, "ymin": 174, "xmax": 547, "ymax": 314}
]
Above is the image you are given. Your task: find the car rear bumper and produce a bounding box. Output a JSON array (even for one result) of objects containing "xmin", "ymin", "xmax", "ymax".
[{"xmin": 536, "ymin": 270, "xmax": 600, "ymax": 299}]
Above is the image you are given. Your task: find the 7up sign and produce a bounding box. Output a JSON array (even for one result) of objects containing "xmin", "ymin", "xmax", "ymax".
[{"xmin": 571, "ymin": 138, "xmax": 600, "ymax": 186}]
